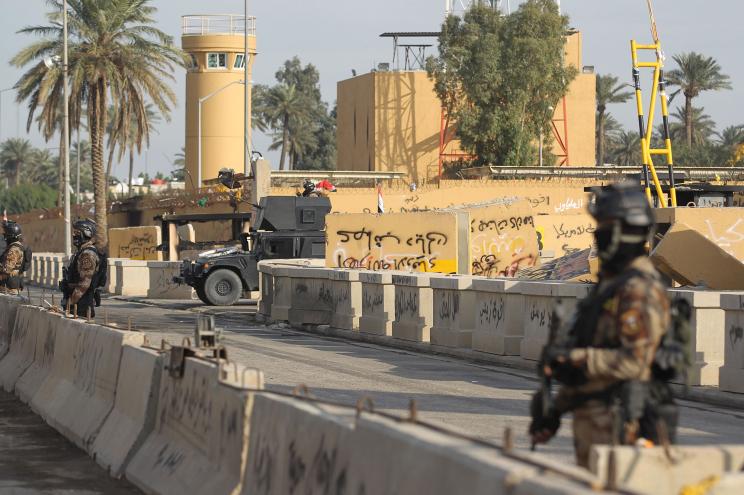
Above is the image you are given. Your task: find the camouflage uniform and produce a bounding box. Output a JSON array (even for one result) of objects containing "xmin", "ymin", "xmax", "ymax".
[
  {"xmin": 0, "ymin": 242, "xmax": 25, "ymax": 295},
  {"xmin": 556, "ymin": 256, "xmax": 670, "ymax": 468},
  {"xmin": 67, "ymin": 240, "xmax": 100, "ymax": 317}
]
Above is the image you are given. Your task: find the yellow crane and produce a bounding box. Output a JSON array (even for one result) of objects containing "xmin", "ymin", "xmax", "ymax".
[{"xmin": 630, "ymin": 0, "xmax": 678, "ymax": 207}]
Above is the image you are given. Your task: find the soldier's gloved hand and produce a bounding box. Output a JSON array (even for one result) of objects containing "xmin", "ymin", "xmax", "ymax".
[
  {"xmin": 529, "ymin": 393, "xmax": 561, "ymax": 444},
  {"xmin": 544, "ymin": 347, "xmax": 571, "ymax": 371}
]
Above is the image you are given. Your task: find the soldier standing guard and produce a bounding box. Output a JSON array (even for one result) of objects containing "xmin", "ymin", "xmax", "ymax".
[
  {"xmin": 60, "ymin": 219, "xmax": 103, "ymax": 318},
  {"xmin": 529, "ymin": 183, "xmax": 680, "ymax": 468},
  {"xmin": 0, "ymin": 221, "xmax": 28, "ymax": 295}
]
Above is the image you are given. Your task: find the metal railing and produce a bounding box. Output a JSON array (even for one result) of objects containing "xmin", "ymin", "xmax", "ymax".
[
  {"xmin": 181, "ymin": 15, "xmax": 256, "ymax": 36},
  {"xmin": 460, "ymin": 165, "xmax": 744, "ymax": 182}
]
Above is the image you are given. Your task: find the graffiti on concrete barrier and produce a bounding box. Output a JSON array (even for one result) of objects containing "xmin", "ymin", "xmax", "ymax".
[
  {"xmin": 118, "ymin": 233, "xmax": 158, "ymax": 260},
  {"xmin": 437, "ymin": 291, "xmax": 460, "ymax": 322},
  {"xmin": 730, "ymin": 324, "xmax": 743, "ymax": 348},
  {"xmin": 553, "ymin": 197, "xmax": 583, "ymax": 214},
  {"xmin": 395, "ymin": 290, "xmax": 419, "ymax": 317},
  {"xmin": 552, "ymin": 222, "xmax": 595, "ymax": 240},
  {"xmin": 479, "ymin": 296, "xmax": 505, "ymax": 329}
]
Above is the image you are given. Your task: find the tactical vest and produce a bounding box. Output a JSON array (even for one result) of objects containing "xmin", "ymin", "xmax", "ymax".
[
  {"xmin": 67, "ymin": 246, "xmax": 101, "ymax": 300},
  {"xmin": 0, "ymin": 241, "xmax": 26, "ymax": 289}
]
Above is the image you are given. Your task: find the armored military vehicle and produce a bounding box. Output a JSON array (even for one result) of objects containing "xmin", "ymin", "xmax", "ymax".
[{"xmin": 176, "ymin": 196, "xmax": 330, "ymax": 305}]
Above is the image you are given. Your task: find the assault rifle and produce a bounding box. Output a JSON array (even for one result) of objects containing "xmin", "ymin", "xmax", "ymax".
[
  {"xmin": 59, "ymin": 266, "xmax": 71, "ymax": 307},
  {"xmin": 530, "ymin": 300, "xmax": 567, "ymax": 450}
]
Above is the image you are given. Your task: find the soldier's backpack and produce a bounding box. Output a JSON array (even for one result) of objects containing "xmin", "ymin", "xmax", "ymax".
[
  {"xmin": 20, "ymin": 246, "xmax": 32, "ymax": 274},
  {"xmin": 652, "ymin": 297, "xmax": 693, "ymax": 385}
]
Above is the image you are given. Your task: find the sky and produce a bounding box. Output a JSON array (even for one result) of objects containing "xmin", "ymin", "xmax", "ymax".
[{"xmin": 0, "ymin": 0, "xmax": 741, "ymax": 180}]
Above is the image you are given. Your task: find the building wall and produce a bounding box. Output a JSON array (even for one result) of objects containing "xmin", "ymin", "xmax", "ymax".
[
  {"xmin": 336, "ymin": 30, "xmax": 597, "ymax": 178},
  {"xmin": 336, "ymin": 73, "xmax": 375, "ymax": 171},
  {"xmin": 183, "ymin": 33, "xmax": 256, "ymax": 188}
]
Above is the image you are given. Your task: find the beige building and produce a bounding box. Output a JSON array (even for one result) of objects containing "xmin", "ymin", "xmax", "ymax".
[
  {"xmin": 182, "ymin": 15, "xmax": 257, "ymax": 189},
  {"xmin": 337, "ymin": 31, "xmax": 596, "ymax": 183}
]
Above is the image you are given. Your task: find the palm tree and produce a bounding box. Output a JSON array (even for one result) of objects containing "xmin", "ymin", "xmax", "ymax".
[
  {"xmin": 596, "ymin": 112, "xmax": 622, "ymax": 165},
  {"xmin": 608, "ymin": 130, "xmax": 641, "ymax": 167},
  {"xmin": 717, "ymin": 125, "xmax": 744, "ymax": 148},
  {"xmin": 0, "ymin": 138, "xmax": 35, "ymax": 187},
  {"xmin": 596, "ymin": 74, "xmax": 632, "ymax": 166},
  {"xmin": 13, "ymin": 0, "xmax": 188, "ymax": 248},
  {"xmin": 666, "ymin": 52, "xmax": 732, "ymax": 147},
  {"xmin": 262, "ymin": 84, "xmax": 313, "ymax": 170},
  {"xmin": 669, "ymin": 106, "xmax": 716, "ymax": 145},
  {"xmin": 27, "ymin": 148, "xmax": 58, "ymax": 187},
  {"xmin": 171, "ymin": 146, "xmax": 186, "ymax": 182}
]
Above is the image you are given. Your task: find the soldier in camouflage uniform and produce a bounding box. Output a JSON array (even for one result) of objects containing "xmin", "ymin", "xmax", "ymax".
[
  {"xmin": 61, "ymin": 219, "xmax": 101, "ymax": 318},
  {"xmin": 0, "ymin": 221, "xmax": 26, "ymax": 295},
  {"xmin": 530, "ymin": 182, "xmax": 672, "ymax": 468}
]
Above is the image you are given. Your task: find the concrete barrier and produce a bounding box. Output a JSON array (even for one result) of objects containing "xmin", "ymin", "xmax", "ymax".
[
  {"xmin": 241, "ymin": 393, "xmax": 599, "ymax": 495},
  {"xmin": 146, "ymin": 261, "xmax": 193, "ymax": 299},
  {"xmin": 0, "ymin": 305, "xmax": 42, "ymax": 392},
  {"xmin": 590, "ymin": 445, "xmax": 744, "ymax": 495},
  {"xmin": 241, "ymin": 393, "xmax": 357, "ymax": 495},
  {"xmin": 91, "ymin": 345, "xmax": 163, "ymax": 477},
  {"xmin": 720, "ymin": 293, "xmax": 744, "ymax": 393},
  {"xmin": 30, "ymin": 318, "xmax": 145, "ymax": 450},
  {"xmin": 670, "ymin": 289, "xmax": 726, "ymax": 386},
  {"xmin": 125, "ymin": 355, "xmax": 264, "ymax": 495},
  {"xmin": 257, "ymin": 262, "xmax": 274, "ymax": 319},
  {"xmin": 114, "ymin": 259, "xmax": 150, "ymax": 296},
  {"xmin": 359, "ymin": 271, "xmax": 395, "ymax": 336},
  {"xmin": 430, "ymin": 275, "xmax": 475, "ymax": 348},
  {"xmin": 348, "ymin": 412, "xmax": 598, "ymax": 495},
  {"xmin": 0, "ymin": 294, "xmax": 21, "ymax": 358},
  {"xmin": 106, "ymin": 257, "xmax": 125, "ymax": 294},
  {"xmin": 519, "ymin": 281, "xmax": 591, "ymax": 361},
  {"xmin": 328, "ymin": 269, "xmax": 363, "ymax": 330},
  {"xmin": 287, "ymin": 268, "xmax": 335, "ymax": 326},
  {"xmin": 471, "ymin": 278, "xmax": 524, "ymax": 355},
  {"xmin": 15, "ymin": 309, "xmax": 59, "ymax": 404},
  {"xmin": 270, "ymin": 267, "xmax": 293, "ymax": 322},
  {"xmin": 392, "ymin": 273, "xmax": 433, "ymax": 342}
]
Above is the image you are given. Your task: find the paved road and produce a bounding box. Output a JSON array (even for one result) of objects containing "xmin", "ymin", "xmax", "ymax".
[
  {"xmin": 5, "ymin": 287, "xmax": 744, "ymax": 492},
  {"xmin": 31, "ymin": 288, "xmax": 744, "ymax": 458}
]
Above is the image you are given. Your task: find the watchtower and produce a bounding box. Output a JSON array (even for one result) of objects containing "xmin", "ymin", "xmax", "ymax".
[{"xmin": 182, "ymin": 15, "xmax": 257, "ymax": 189}]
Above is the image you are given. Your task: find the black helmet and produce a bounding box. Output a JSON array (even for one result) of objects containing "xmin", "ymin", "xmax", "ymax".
[
  {"xmin": 73, "ymin": 219, "xmax": 97, "ymax": 241},
  {"xmin": 589, "ymin": 182, "xmax": 654, "ymax": 228},
  {"xmin": 3, "ymin": 221, "xmax": 22, "ymax": 241}
]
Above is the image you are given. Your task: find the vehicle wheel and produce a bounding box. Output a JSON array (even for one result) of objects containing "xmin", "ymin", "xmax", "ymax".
[
  {"xmin": 195, "ymin": 283, "xmax": 212, "ymax": 305},
  {"xmin": 203, "ymin": 269, "xmax": 242, "ymax": 306}
]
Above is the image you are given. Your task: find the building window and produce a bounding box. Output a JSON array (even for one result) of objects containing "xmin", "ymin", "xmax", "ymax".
[
  {"xmin": 207, "ymin": 53, "xmax": 227, "ymax": 69},
  {"xmin": 234, "ymin": 54, "xmax": 245, "ymax": 69}
]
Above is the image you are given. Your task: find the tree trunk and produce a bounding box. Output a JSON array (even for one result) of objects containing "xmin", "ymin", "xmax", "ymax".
[
  {"xmin": 128, "ymin": 149, "xmax": 134, "ymax": 197},
  {"xmin": 685, "ymin": 95, "xmax": 693, "ymax": 147},
  {"xmin": 597, "ymin": 109, "xmax": 605, "ymax": 166},
  {"xmin": 57, "ymin": 132, "xmax": 65, "ymax": 207},
  {"xmin": 279, "ymin": 114, "xmax": 289, "ymax": 171},
  {"xmin": 105, "ymin": 139, "xmax": 116, "ymax": 189},
  {"xmin": 90, "ymin": 79, "xmax": 109, "ymax": 250}
]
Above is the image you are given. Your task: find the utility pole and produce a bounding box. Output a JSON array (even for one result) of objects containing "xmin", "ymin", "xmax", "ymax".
[
  {"xmin": 244, "ymin": 0, "xmax": 251, "ymax": 177},
  {"xmin": 63, "ymin": 0, "xmax": 72, "ymax": 257}
]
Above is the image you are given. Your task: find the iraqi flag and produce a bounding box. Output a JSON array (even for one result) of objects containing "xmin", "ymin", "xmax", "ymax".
[{"xmin": 377, "ymin": 185, "xmax": 385, "ymax": 214}]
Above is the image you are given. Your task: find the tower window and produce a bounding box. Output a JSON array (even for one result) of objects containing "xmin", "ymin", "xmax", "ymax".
[
  {"xmin": 234, "ymin": 54, "xmax": 245, "ymax": 69},
  {"xmin": 207, "ymin": 53, "xmax": 227, "ymax": 69}
]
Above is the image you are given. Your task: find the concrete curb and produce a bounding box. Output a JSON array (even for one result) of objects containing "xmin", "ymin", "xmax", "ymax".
[{"xmin": 115, "ymin": 295, "xmax": 744, "ymax": 412}]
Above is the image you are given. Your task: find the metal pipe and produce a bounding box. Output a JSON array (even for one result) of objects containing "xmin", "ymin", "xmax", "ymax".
[
  {"xmin": 248, "ymin": 0, "xmax": 251, "ymax": 176},
  {"xmin": 63, "ymin": 0, "xmax": 71, "ymax": 257}
]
